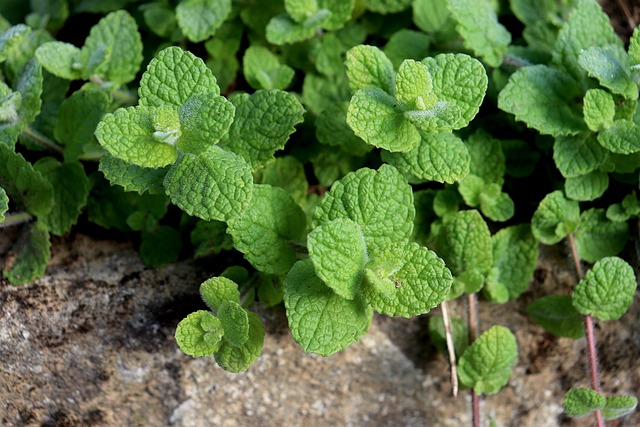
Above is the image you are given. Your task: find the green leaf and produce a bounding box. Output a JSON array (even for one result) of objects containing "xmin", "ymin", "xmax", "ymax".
[
  {"xmin": 345, "ymin": 45, "xmax": 395, "ymax": 95},
  {"xmin": 572, "ymin": 256, "xmax": 637, "ymax": 321},
  {"xmin": 99, "ymin": 154, "xmax": 168, "ymax": 195},
  {"xmin": 80, "ymin": 10, "xmax": 143, "ymax": 85},
  {"xmin": 176, "ymin": 0, "xmax": 232, "ymax": 43},
  {"xmin": 0, "ymin": 187, "xmax": 7, "ymax": 221},
  {"xmin": 14, "ymin": 58, "xmax": 44, "ymax": 128},
  {"xmin": 498, "ymin": 65, "xmax": 585, "ymax": 136},
  {"xmin": 140, "ymin": 225, "xmax": 181, "ymax": 267},
  {"xmin": 447, "ymin": 0, "xmax": 511, "ymax": 67},
  {"xmin": 28, "ymin": 0, "xmax": 69, "ymax": 30},
  {"xmin": 175, "ymin": 310, "xmax": 224, "ymax": 357},
  {"xmin": 3, "ymin": 222, "xmax": 51, "ymax": 285},
  {"xmin": 139, "ymin": 46, "xmax": 220, "ymax": 108},
  {"xmin": 552, "ymin": 0, "xmax": 621, "ymax": 83},
  {"xmin": 395, "ymin": 59, "xmax": 435, "ymax": 110},
  {"xmin": 227, "ymin": 184, "xmax": 306, "ymax": 275},
  {"xmin": 313, "ymin": 164, "xmax": 415, "ymax": 253},
  {"xmin": 575, "ymin": 208, "xmax": 628, "ymax": 263},
  {"xmin": 565, "ymin": 168, "xmax": 609, "ymax": 200},
  {"xmin": 466, "ymin": 130, "xmax": 506, "ymax": 185},
  {"xmin": 579, "ymin": 44, "xmax": 637, "ymax": 100},
  {"xmin": 363, "ymin": 242, "xmax": 452, "ymax": 317},
  {"xmin": 243, "ymin": 46, "xmax": 295, "ymax": 90},
  {"xmin": 265, "ymin": 11, "xmax": 330, "ymax": 45},
  {"xmin": 458, "ymin": 325, "xmax": 518, "ymax": 395},
  {"xmin": 259, "ymin": 156, "xmax": 308, "ymax": 203},
  {"xmin": 163, "ymin": 146, "xmax": 253, "ymax": 222},
  {"xmin": 315, "ymin": 102, "xmax": 372, "ymax": 157},
  {"xmin": 200, "ymin": 276, "xmax": 241, "ymax": 312},
  {"xmin": 176, "ymin": 93, "xmax": 235, "ymax": 154},
  {"xmin": 142, "ymin": 2, "xmax": 180, "ymax": 40},
  {"xmin": 191, "ymin": 220, "xmax": 233, "ymax": 258},
  {"xmin": 602, "ymin": 395, "xmax": 638, "ymax": 421},
  {"xmin": 214, "ymin": 311, "xmax": 265, "ymax": 373},
  {"xmin": 204, "ymin": 20, "xmax": 242, "ymax": 92},
  {"xmin": 480, "ymin": 191, "xmax": 514, "ymax": 222},
  {"xmin": 428, "ymin": 314, "xmax": 468, "ymax": 358},
  {"xmin": 34, "ymin": 41, "xmax": 82, "ymax": 80},
  {"xmin": 564, "ymin": 387, "xmax": 606, "ymax": 417},
  {"xmin": 383, "ymin": 30, "xmax": 431, "ymax": 69},
  {"xmin": 95, "ymin": 106, "xmax": 178, "ymax": 168},
  {"xmin": 0, "ymin": 24, "xmax": 31, "ymax": 63},
  {"xmin": 302, "ymin": 72, "xmax": 351, "ymax": 115},
  {"xmin": 583, "ymin": 89, "xmax": 615, "ymax": 132},
  {"xmin": 0, "ymin": 145, "xmax": 53, "ymax": 219},
  {"xmin": 597, "ymin": 120, "xmax": 640, "ymax": 154},
  {"xmin": 283, "ymin": 259, "xmax": 373, "ymax": 356},
  {"xmin": 412, "ymin": 0, "xmax": 451, "ymax": 33},
  {"xmin": 367, "ymin": 0, "xmax": 412, "ymax": 14},
  {"xmin": 553, "ymin": 133, "xmax": 607, "ymax": 178},
  {"xmin": 33, "ymin": 158, "xmax": 89, "ymax": 236},
  {"xmin": 527, "ymin": 295, "xmax": 585, "ymax": 339},
  {"xmin": 531, "ymin": 191, "xmax": 580, "ymax": 245},
  {"xmin": 486, "ymin": 224, "xmax": 539, "ymax": 301},
  {"xmin": 220, "ymin": 90, "xmax": 305, "ymax": 169},
  {"xmin": 308, "ymin": 218, "xmax": 367, "ymax": 300},
  {"xmin": 630, "ymin": 26, "xmax": 640, "ymax": 65},
  {"xmin": 285, "ymin": 0, "xmax": 318, "ymax": 22},
  {"xmin": 218, "ymin": 300, "xmax": 250, "ymax": 347}
]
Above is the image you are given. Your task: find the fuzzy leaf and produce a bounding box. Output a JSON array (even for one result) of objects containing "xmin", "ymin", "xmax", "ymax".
[
  {"xmin": 345, "ymin": 45, "xmax": 395, "ymax": 95},
  {"xmin": 214, "ymin": 311, "xmax": 264, "ymax": 373},
  {"xmin": 602, "ymin": 395, "xmax": 638, "ymax": 421},
  {"xmin": 395, "ymin": 59, "xmax": 435, "ymax": 110},
  {"xmin": 362, "ymin": 242, "xmax": 452, "ymax": 317},
  {"xmin": 447, "ymin": 0, "xmax": 511, "ymax": 67},
  {"xmin": 597, "ymin": 120, "xmax": 640, "ymax": 154},
  {"xmin": 458, "ymin": 325, "xmax": 518, "ymax": 395},
  {"xmin": 527, "ymin": 295, "xmax": 585, "ymax": 339},
  {"xmin": 553, "ymin": 134, "xmax": 607, "ymax": 178},
  {"xmin": 200, "ymin": 276, "xmax": 241, "ymax": 312},
  {"xmin": 498, "ymin": 65, "xmax": 585, "ymax": 136},
  {"xmin": 572, "ymin": 256, "xmax": 637, "ymax": 321},
  {"xmin": 13, "ymin": 58, "xmax": 44, "ymax": 129},
  {"xmin": 99, "ymin": 154, "xmax": 168, "ymax": 195},
  {"xmin": 313, "ymin": 164, "xmax": 415, "ymax": 253},
  {"xmin": 564, "ymin": 387, "xmax": 606, "ymax": 418},
  {"xmin": 579, "ymin": 44, "xmax": 637, "ymax": 100},
  {"xmin": 583, "ymin": 89, "xmax": 616, "ymax": 132},
  {"xmin": 575, "ymin": 208, "xmax": 628, "ymax": 263},
  {"xmin": 531, "ymin": 191, "xmax": 580, "ymax": 245},
  {"xmin": 227, "ymin": 185, "xmax": 306, "ymax": 275},
  {"xmin": 630, "ymin": 26, "xmax": 640, "ymax": 65},
  {"xmin": 243, "ymin": 46, "xmax": 295, "ymax": 90},
  {"xmin": 177, "ymin": 93, "xmax": 235, "ymax": 154},
  {"xmin": 139, "ymin": 46, "xmax": 219, "ymax": 108},
  {"xmin": 283, "ymin": 259, "xmax": 373, "ymax": 356},
  {"xmin": 34, "ymin": 41, "xmax": 82, "ymax": 80},
  {"xmin": 218, "ymin": 300, "xmax": 250, "ymax": 347},
  {"xmin": 3, "ymin": 221, "xmax": 51, "ymax": 285},
  {"xmin": 176, "ymin": 0, "xmax": 232, "ymax": 43},
  {"xmin": 175, "ymin": 310, "xmax": 224, "ymax": 357},
  {"xmin": 220, "ymin": 90, "xmax": 304, "ymax": 168}
]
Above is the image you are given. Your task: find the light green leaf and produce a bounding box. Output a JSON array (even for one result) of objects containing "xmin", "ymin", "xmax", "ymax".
[
  {"xmin": 227, "ymin": 184, "xmax": 306, "ymax": 275},
  {"xmin": 602, "ymin": 395, "xmax": 638, "ymax": 421},
  {"xmin": 597, "ymin": 120, "xmax": 640, "ymax": 154},
  {"xmin": 313, "ymin": 164, "xmax": 415, "ymax": 253},
  {"xmin": 176, "ymin": 0, "xmax": 232, "ymax": 42},
  {"xmin": 412, "ymin": 0, "xmax": 451, "ymax": 33},
  {"xmin": 466, "ymin": 129, "xmax": 505, "ymax": 185},
  {"xmin": 447, "ymin": 0, "xmax": 511, "ymax": 67},
  {"xmin": 317, "ymin": 0, "xmax": 354, "ymax": 30},
  {"xmin": 564, "ymin": 387, "xmax": 606, "ymax": 418},
  {"xmin": 564, "ymin": 171, "xmax": 608, "ymax": 201},
  {"xmin": 0, "ymin": 187, "xmax": 7, "ymax": 221},
  {"xmin": 572, "ymin": 256, "xmax": 637, "ymax": 321},
  {"xmin": 204, "ymin": 20, "xmax": 242, "ymax": 92},
  {"xmin": 214, "ymin": 311, "xmax": 265, "ymax": 373},
  {"xmin": 433, "ymin": 187, "xmax": 462, "ymax": 218},
  {"xmin": 630, "ymin": 26, "xmax": 640, "ymax": 65},
  {"xmin": 260, "ymin": 156, "xmax": 308, "ymax": 203},
  {"xmin": 99, "ymin": 154, "xmax": 168, "ymax": 195},
  {"xmin": 14, "ymin": 58, "xmax": 44, "ymax": 128},
  {"xmin": 345, "ymin": 45, "xmax": 395, "ymax": 95},
  {"xmin": 139, "ymin": 46, "xmax": 220, "ymax": 108},
  {"xmin": 487, "ymin": 224, "xmax": 539, "ymax": 301},
  {"xmin": 3, "ymin": 221, "xmax": 51, "ymax": 285},
  {"xmin": 575, "ymin": 208, "xmax": 629, "ymax": 263},
  {"xmin": 310, "ymin": 146, "xmax": 364, "ymax": 187},
  {"xmin": 480, "ymin": 191, "xmax": 514, "ymax": 222},
  {"xmin": 200, "ymin": 276, "xmax": 241, "ymax": 312},
  {"xmin": 579, "ymin": 44, "xmax": 637, "ymax": 100},
  {"xmin": 34, "ymin": 41, "xmax": 82, "ymax": 80},
  {"xmin": 95, "ymin": 106, "xmax": 178, "ymax": 168},
  {"xmin": 302, "ymin": 72, "xmax": 351, "ymax": 115},
  {"xmin": 33, "ymin": 158, "xmax": 89, "ymax": 236},
  {"xmin": 177, "ymin": 94, "xmax": 235, "ymax": 154},
  {"xmin": 164, "ymin": 146, "xmax": 253, "ymax": 222},
  {"xmin": 553, "ymin": 133, "xmax": 607, "ymax": 178},
  {"xmin": 243, "ymin": 46, "xmax": 295, "ymax": 90},
  {"xmin": 0, "ymin": 24, "xmax": 31, "ymax": 62},
  {"xmin": 395, "ymin": 59, "xmax": 435, "ymax": 110},
  {"xmin": 458, "ymin": 174, "xmax": 486, "ymax": 207},
  {"xmin": 175, "ymin": 310, "xmax": 224, "ymax": 357},
  {"xmin": 382, "ymin": 131, "xmax": 470, "ymax": 184},
  {"xmin": 428, "ymin": 314, "xmax": 468, "ymax": 357},
  {"xmin": 527, "ymin": 295, "xmax": 585, "ymax": 339},
  {"xmin": 367, "ymin": 0, "xmax": 412, "ymax": 14},
  {"xmin": 218, "ymin": 300, "xmax": 250, "ymax": 347},
  {"xmin": 315, "ymin": 102, "xmax": 372, "ymax": 156},
  {"xmin": 498, "ymin": 65, "xmax": 585, "ymax": 136},
  {"xmin": 283, "ymin": 259, "xmax": 373, "ymax": 356},
  {"xmin": 363, "ymin": 242, "xmax": 452, "ymax": 317},
  {"xmin": 139, "ymin": 225, "xmax": 181, "ymax": 267},
  {"xmin": 266, "ymin": 11, "xmax": 329, "ymax": 45},
  {"xmin": 531, "ymin": 191, "xmax": 580, "ymax": 245},
  {"xmin": 583, "ymin": 89, "xmax": 615, "ymax": 132},
  {"xmin": 285, "ymin": 0, "xmax": 318, "ymax": 22},
  {"xmin": 308, "ymin": 218, "xmax": 367, "ymax": 300},
  {"xmin": 383, "ymin": 30, "xmax": 431, "ymax": 69},
  {"xmin": 458, "ymin": 325, "xmax": 518, "ymax": 395},
  {"xmin": 80, "ymin": 10, "xmax": 143, "ymax": 84},
  {"xmin": 220, "ymin": 90, "xmax": 305, "ymax": 168}
]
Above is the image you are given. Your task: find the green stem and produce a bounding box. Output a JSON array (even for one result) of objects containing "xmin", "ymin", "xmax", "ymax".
[
  {"xmin": 22, "ymin": 126, "xmax": 64, "ymax": 154},
  {"xmin": 0, "ymin": 211, "xmax": 33, "ymax": 228}
]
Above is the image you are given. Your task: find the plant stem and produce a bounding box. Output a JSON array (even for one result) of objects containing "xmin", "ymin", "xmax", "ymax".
[
  {"xmin": 567, "ymin": 234, "xmax": 604, "ymax": 427},
  {"xmin": 0, "ymin": 211, "xmax": 33, "ymax": 228},
  {"xmin": 440, "ymin": 300, "xmax": 459, "ymax": 397},
  {"xmin": 22, "ymin": 126, "xmax": 64, "ymax": 154},
  {"xmin": 89, "ymin": 75, "xmax": 138, "ymax": 105},
  {"xmin": 467, "ymin": 293, "xmax": 480, "ymax": 427},
  {"xmin": 502, "ymin": 54, "xmax": 533, "ymax": 69}
]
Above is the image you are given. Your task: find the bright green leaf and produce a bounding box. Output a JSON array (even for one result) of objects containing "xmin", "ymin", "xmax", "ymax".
[
  {"xmin": 575, "ymin": 208, "xmax": 628, "ymax": 263},
  {"xmin": 175, "ymin": 310, "xmax": 224, "ymax": 357},
  {"xmin": 99, "ymin": 154, "xmax": 168, "ymax": 195},
  {"xmin": 177, "ymin": 94, "xmax": 235, "ymax": 154},
  {"xmin": 531, "ymin": 191, "xmax": 580, "ymax": 245},
  {"xmin": 412, "ymin": 0, "xmax": 451, "ymax": 33},
  {"xmin": 34, "ymin": 41, "xmax": 82, "ymax": 80},
  {"xmin": 602, "ymin": 395, "xmax": 638, "ymax": 421},
  {"xmin": 345, "ymin": 45, "xmax": 395, "ymax": 95},
  {"xmin": 0, "ymin": 24, "xmax": 31, "ymax": 63},
  {"xmin": 218, "ymin": 300, "xmax": 250, "ymax": 347},
  {"xmin": 200, "ymin": 276, "xmax": 241, "ymax": 312},
  {"xmin": 466, "ymin": 129, "xmax": 505, "ymax": 185},
  {"xmin": 0, "ymin": 187, "xmax": 7, "ymax": 221},
  {"xmin": 579, "ymin": 44, "xmax": 637, "ymax": 100},
  {"xmin": 266, "ymin": 11, "xmax": 330, "ymax": 45},
  {"xmin": 564, "ymin": 387, "xmax": 606, "ymax": 417},
  {"xmin": 565, "ymin": 171, "xmax": 609, "ymax": 201},
  {"xmin": 630, "ymin": 26, "xmax": 640, "ymax": 65},
  {"xmin": 597, "ymin": 120, "xmax": 640, "ymax": 154},
  {"xmin": 176, "ymin": 0, "xmax": 232, "ymax": 43},
  {"xmin": 553, "ymin": 133, "xmax": 607, "ymax": 178},
  {"xmin": 527, "ymin": 295, "xmax": 584, "ymax": 339},
  {"xmin": 214, "ymin": 311, "xmax": 265, "ymax": 373},
  {"xmin": 243, "ymin": 46, "xmax": 295, "ymax": 90},
  {"xmin": 583, "ymin": 89, "xmax": 615, "ymax": 132}
]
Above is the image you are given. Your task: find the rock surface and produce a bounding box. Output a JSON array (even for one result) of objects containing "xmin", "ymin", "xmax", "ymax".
[{"xmin": 1, "ymin": 231, "xmax": 639, "ymax": 427}]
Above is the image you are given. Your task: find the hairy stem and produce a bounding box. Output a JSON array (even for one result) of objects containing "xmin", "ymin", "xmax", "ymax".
[
  {"xmin": 440, "ymin": 300, "xmax": 459, "ymax": 397},
  {"xmin": 22, "ymin": 126, "xmax": 64, "ymax": 154},
  {"xmin": 0, "ymin": 211, "xmax": 34, "ymax": 228},
  {"xmin": 567, "ymin": 234, "xmax": 604, "ymax": 427},
  {"xmin": 467, "ymin": 293, "xmax": 480, "ymax": 427}
]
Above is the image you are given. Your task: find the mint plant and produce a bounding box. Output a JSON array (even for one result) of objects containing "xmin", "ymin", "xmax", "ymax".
[{"xmin": 1, "ymin": 0, "xmax": 639, "ymax": 425}]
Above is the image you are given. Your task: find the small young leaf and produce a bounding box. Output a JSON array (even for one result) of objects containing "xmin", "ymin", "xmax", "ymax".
[
  {"xmin": 345, "ymin": 45, "xmax": 395, "ymax": 95},
  {"xmin": 362, "ymin": 242, "xmax": 452, "ymax": 317},
  {"xmin": 458, "ymin": 325, "xmax": 518, "ymax": 395},
  {"xmin": 308, "ymin": 218, "xmax": 368, "ymax": 300},
  {"xmin": 579, "ymin": 44, "xmax": 637, "ymax": 100},
  {"xmin": 602, "ymin": 395, "xmax": 638, "ymax": 421},
  {"xmin": 99, "ymin": 154, "xmax": 168, "ymax": 195},
  {"xmin": 283, "ymin": 259, "xmax": 373, "ymax": 356},
  {"xmin": 565, "ymin": 388, "xmax": 606, "ymax": 418},
  {"xmin": 0, "ymin": 24, "xmax": 31, "ymax": 63},
  {"xmin": 597, "ymin": 120, "xmax": 640, "ymax": 154},
  {"xmin": 176, "ymin": 93, "xmax": 235, "ymax": 154},
  {"xmin": 200, "ymin": 276, "xmax": 241, "ymax": 312},
  {"xmin": 447, "ymin": 0, "xmax": 511, "ymax": 67},
  {"xmin": 531, "ymin": 191, "xmax": 580, "ymax": 245},
  {"xmin": 564, "ymin": 171, "xmax": 608, "ymax": 202},
  {"xmin": 583, "ymin": 89, "xmax": 616, "ymax": 132},
  {"xmin": 527, "ymin": 295, "xmax": 584, "ymax": 339},
  {"xmin": 214, "ymin": 311, "xmax": 265, "ymax": 373},
  {"xmin": 243, "ymin": 46, "xmax": 295, "ymax": 90},
  {"xmin": 34, "ymin": 41, "xmax": 82, "ymax": 80},
  {"xmin": 218, "ymin": 300, "xmax": 250, "ymax": 347},
  {"xmin": 572, "ymin": 256, "xmax": 637, "ymax": 321},
  {"xmin": 575, "ymin": 208, "xmax": 628, "ymax": 263},
  {"xmin": 227, "ymin": 184, "xmax": 306, "ymax": 275},
  {"xmin": 176, "ymin": 0, "xmax": 232, "ymax": 43},
  {"xmin": 175, "ymin": 310, "xmax": 224, "ymax": 357},
  {"xmin": 164, "ymin": 146, "xmax": 253, "ymax": 222},
  {"xmin": 553, "ymin": 134, "xmax": 607, "ymax": 178}
]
